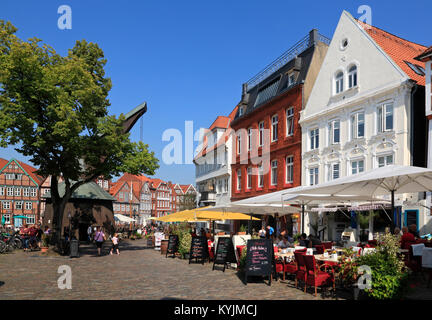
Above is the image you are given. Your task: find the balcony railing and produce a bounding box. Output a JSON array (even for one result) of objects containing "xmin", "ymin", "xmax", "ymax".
[{"xmin": 245, "ymin": 31, "xmax": 331, "ymax": 91}]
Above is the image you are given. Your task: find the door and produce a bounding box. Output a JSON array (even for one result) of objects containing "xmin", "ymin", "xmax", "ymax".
[{"xmin": 404, "ymin": 210, "xmax": 419, "ymax": 231}]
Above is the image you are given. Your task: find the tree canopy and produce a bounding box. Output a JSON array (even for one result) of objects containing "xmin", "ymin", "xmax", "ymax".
[{"xmin": 0, "ymin": 20, "xmax": 159, "ymax": 239}]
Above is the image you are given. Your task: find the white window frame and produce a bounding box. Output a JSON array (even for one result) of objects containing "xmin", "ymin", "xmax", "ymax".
[
  {"xmin": 258, "ymin": 164, "xmax": 264, "ymax": 188},
  {"xmin": 237, "ymin": 169, "xmax": 242, "ymax": 191},
  {"xmin": 377, "ymin": 102, "xmax": 394, "ymax": 133},
  {"xmin": 335, "ymin": 71, "xmax": 344, "ymax": 94},
  {"xmin": 0, "ymin": 187, "xmax": 3, "ymax": 196},
  {"xmin": 259, "ymin": 121, "xmax": 264, "ymax": 147},
  {"xmin": 328, "ymin": 120, "xmax": 340, "ymax": 145},
  {"xmin": 271, "ymin": 160, "xmax": 278, "ymax": 186},
  {"xmin": 237, "ymin": 133, "xmax": 242, "ymax": 155},
  {"xmin": 288, "ymin": 72, "xmax": 295, "ymax": 87},
  {"xmin": 351, "ymin": 112, "xmax": 365, "ymax": 140},
  {"xmin": 26, "ymin": 215, "xmax": 35, "ymax": 224},
  {"xmin": 7, "ymin": 187, "xmax": 13, "ymax": 196},
  {"xmin": 247, "ymin": 167, "xmax": 252, "ymax": 189},
  {"xmin": 271, "ymin": 114, "xmax": 278, "ymax": 142},
  {"xmin": 3, "ymin": 214, "xmax": 10, "ymax": 224},
  {"xmin": 377, "ymin": 154, "xmax": 394, "ymax": 168},
  {"xmin": 15, "ymin": 201, "xmax": 23, "ymax": 210},
  {"xmin": 286, "ymin": 156, "xmax": 293, "ymax": 184},
  {"xmin": 328, "ymin": 162, "xmax": 340, "ymax": 181},
  {"xmin": 348, "ymin": 65, "xmax": 358, "ymax": 89},
  {"xmin": 3, "ymin": 201, "xmax": 10, "ymax": 210},
  {"xmin": 309, "ymin": 167, "xmax": 319, "ymax": 186},
  {"xmin": 310, "ymin": 128, "xmax": 319, "ymax": 150},
  {"xmin": 351, "ymin": 159, "xmax": 365, "ymax": 175},
  {"xmin": 15, "ymin": 188, "xmax": 21, "ymax": 197},
  {"xmin": 25, "ymin": 202, "xmax": 32, "ymax": 210},
  {"xmin": 23, "ymin": 188, "xmax": 30, "ymax": 197},
  {"xmin": 286, "ymin": 107, "xmax": 294, "ymax": 136}
]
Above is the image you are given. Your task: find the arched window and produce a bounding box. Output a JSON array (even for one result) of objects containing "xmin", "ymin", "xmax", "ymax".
[
  {"xmin": 335, "ymin": 71, "xmax": 344, "ymax": 94},
  {"xmin": 348, "ymin": 65, "xmax": 357, "ymax": 88}
]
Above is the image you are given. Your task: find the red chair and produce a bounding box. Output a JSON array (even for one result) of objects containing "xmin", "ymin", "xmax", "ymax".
[
  {"xmin": 294, "ymin": 251, "xmax": 307, "ymax": 289},
  {"xmin": 295, "ymin": 248, "xmax": 307, "ymax": 254},
  {"xmin": 303, "ymin": 255, "xmax": 335, "ymax": 297},
  {"xmin": 314, "ymin": 245, "xmax": 325, "ymax": 254},
  {"xmin": 367, "ymin": 240, "xmax": 377, "ymax": 247},
  {"xmin": 405, "ymin": 245, "xmax": 423, "ymax": 274},
  {"xmin": 284, "ymin": 260, "xmax": 297, "ymax": 279},
  {"xmin": 322, "ymin": 242, "xmax": 333, "ymax": 250},
  {"xmin": 274, "ymin": 257, "xmax": 285, "ymax": 281}
]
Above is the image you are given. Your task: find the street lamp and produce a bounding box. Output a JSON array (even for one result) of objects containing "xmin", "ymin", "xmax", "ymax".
[{"xmin": 67, "ymin": 211, "xmax": 72, "ymax": 241}]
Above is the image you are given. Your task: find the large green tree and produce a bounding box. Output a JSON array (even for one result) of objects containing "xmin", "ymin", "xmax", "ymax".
[{"xmin": 0, "ymin": 21, "xmax": 159, "ymax": 243}]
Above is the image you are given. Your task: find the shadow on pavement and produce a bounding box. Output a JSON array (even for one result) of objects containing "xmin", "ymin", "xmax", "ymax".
[{"xmin": 0, "ymin": 281, "xmax": 4, "ymax": 287}]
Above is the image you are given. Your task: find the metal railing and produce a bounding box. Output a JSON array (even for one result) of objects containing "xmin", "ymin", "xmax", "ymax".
[{"xmin": 246, "ymin": 32, "xmax": 331, "ymax": 91}]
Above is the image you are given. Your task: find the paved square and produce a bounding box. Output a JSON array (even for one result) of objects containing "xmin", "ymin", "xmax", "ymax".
[{"xmin": 0, "ymin": 239, "xmax": 350, "ymax": 300}]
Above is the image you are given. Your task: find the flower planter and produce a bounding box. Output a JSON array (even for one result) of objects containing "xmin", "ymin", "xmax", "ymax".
[
  {"xmin": 184, "ymin": 253, "xmax": 190, "ymax": 260},
  {"xmin": 237, "ymin": 232, "xmax": 246, "ymax": 235},
  {"xmin": 40, "ymin": 247, "xmax": 49, "ymax": 253},
  {"xmin": 160, "ymin": 240, "xmax": 169, "ymax": 255}
]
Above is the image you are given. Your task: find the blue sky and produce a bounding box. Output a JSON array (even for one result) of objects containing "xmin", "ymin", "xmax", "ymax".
[{"xmin": 0, "ymin": 0, "xmax": 430, "ymax": 185}]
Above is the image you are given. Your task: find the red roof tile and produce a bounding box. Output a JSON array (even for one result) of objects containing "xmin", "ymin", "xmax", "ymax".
[
  {"xmin": 0, "ymin": 158, "xmax": 8, "ymax": 171},
  {"xmin": 358, "ymin": 21, "xmax": 427, "ymax": 86},
  {"xmin": 194, "ymin": 105, "xmax": 238, "ymax": 160}
]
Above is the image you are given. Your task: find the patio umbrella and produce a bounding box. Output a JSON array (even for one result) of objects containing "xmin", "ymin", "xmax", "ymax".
[
  {"xmin": 13, "ymin": 215, "xmax": 28, "ymax": 219},
  {"xmin": 156, "ymin": 209, "xmax": 203, "ymax": 223},
  {"xmin": 1, "ymin": 215, "xmax": 5, "ymax": 225},
  {"xmin": 114, "ymin": 214, "xmax": 137, "ymax": 223},
  {"xmin": 283, "ymin": 165, "xmax": 432, "ymax": 231},
  {"xmin": 195, "ymin": 210, "xmax": 260, "ymax": 221}
]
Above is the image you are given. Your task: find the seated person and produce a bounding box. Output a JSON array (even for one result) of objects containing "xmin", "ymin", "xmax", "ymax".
[
  {"xmin": 309, "ymin": 234, "xmax": 322, "ymax": 246},
  {"xmin": 278, "ymin": 236, "xmax": 291, "ymax": 250},
  {"xmin": 401, "ymin": 227, "xmax": 415, "ymax": 249},
  {"xmin": 299, "ymin": 233, "xmax": 310, "ymax": 248},
  {"xmin": 258, "ymin": 226, "xmax": 266, "ymax": 238},
  {"xmin": 409, "ymin": 224, "xmax": 419, "ymax": 238}
]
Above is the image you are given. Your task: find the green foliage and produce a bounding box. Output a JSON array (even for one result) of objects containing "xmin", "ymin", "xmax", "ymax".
[
  {"xmin": 355, "ymin": 232, "xmax": 407, "ymax": 299},
  {"xmin": 239, "ymin": 224, "xmax": 247, "ymax": 233},
  {"xmin": 293, "ymin": 233, "xmax": 301, "ymax": 241},
  {"xmin": 238, "ymin": 246, "xmax": 247, "ymax": 270},
  {"xmin": 0, "ymin": 21, "xmax": 159, "ymax": 237},
  {"xmin": 171, "ymin": 222, "xmax": 192, "ymax": 258},
  {"xmin": 41, "ymin": 233, "xmax": 50, "ymax": 247}
]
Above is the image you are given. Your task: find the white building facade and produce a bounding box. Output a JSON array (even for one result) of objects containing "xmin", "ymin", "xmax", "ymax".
[{"xmin": 300, "ymin": 11, "xmax": 430, "ymax": 239}]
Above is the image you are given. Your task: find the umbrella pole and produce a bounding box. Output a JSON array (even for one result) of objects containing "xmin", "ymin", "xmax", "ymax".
[
  {"xmin": 301, "ymin": 204, "xmax": 305, "ymax": 234},
  {"xmin": 391, "ymin": 190, "xmax": 395, "ymax": 233}
]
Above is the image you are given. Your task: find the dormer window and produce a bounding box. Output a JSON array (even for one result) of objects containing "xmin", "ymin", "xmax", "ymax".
[
  {"xmin": 348, "ymin": 65, "xmax": 358, "ymax": 88},
  {"xmin": 288, "ymin": 72, "xmax": 295, "ymax": 87},
  {"xmin": 239, "ymin": 107, "xmax": 244, "ymax": 117},
  {"xmin": 335, "ymin": 71, "xmax": 344, "ymax": 94}
]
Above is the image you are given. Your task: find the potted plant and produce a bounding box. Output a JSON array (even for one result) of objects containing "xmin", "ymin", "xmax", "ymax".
[
  {"xmin": 178, "ymin": 230, "xmax": 192, "ymax": 259},
  {"xmin": 237, "ymin": 224, "xmax": 247, "ymax": 235},
  {"xmin": 40, "ymin": 233, "xmax": 49, "ymax": 253}
]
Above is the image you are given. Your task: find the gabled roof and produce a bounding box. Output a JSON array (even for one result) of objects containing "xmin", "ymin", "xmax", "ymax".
[
  {"xmin": 358, "ymin": 21, "xmax": 427, "ymax": 86},
  {"xmin": 180, "ymin": 184, "xmax": 196, "ymax": 194},
  {"xmin": 209, "ymin": 116, "xmax": 231, "ymax": 130},
  {"xmin": 0, "ymin": 158, "xmax": 45, "ymax": 186},
  {"xmin": 44, "ymin": 181, "xmax": 116, "ymax": 201},
  {"xmin": 194, "ymin": 105, "xmax": 238, "ymax": 160}
]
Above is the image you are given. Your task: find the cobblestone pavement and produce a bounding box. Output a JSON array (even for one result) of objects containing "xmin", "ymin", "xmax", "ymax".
[{"xmin": 0, "ymin": 239, "xmax": 348, "ymax": 300}]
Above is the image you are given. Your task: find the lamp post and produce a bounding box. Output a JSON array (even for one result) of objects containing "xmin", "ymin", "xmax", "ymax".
[{"xmin": 67, "ymin": 211, "xmax": 71, "ymax": 242}]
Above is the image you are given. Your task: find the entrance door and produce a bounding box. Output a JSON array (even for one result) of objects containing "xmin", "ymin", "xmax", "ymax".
[
  {"xmin": 78, "ymin": 223, "xmax": 90, "ymax": 241},
  {"xmin": 404, "ymin": 210, "xmax": 419, "ymax": 231}
]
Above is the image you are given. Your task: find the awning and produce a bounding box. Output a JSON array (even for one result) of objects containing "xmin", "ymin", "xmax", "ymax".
[{"xmin": 114, "ymin": 214, "xmax": 137, "ymax": 223}]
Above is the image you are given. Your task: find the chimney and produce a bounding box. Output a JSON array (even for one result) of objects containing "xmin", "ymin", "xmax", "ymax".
[
  {"xmin": 308, "ymin": 29, "xmax": 319, "ymax": 47},
  {"xmin": 240, "ymin": 83, "xmax": 250, "ymax": 105}
]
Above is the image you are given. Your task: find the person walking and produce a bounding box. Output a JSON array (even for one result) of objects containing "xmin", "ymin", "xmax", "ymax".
[
  {"xmin": 110, "ymin": 233, "xmax": 120, "ymax": 255},
  {"xmin": 87, "ymin": 225, "xmax": 93, "ymax": 243},
  {"xmin": 93, "ymin": 226, "xmax": 106, "ymax": 256}
]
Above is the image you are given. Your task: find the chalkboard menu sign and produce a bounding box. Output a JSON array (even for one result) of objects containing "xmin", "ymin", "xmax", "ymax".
[
  {"xmin": 212, "ymin": 237, "xmax": 236, "ymax": 272},
  {"xmin": 245, "ymin": 239, "xmax": 274, "ymax": 286},
  {"xmin": 166, "ymin": 235, "xmax": 179, "ymax": 258},
  {"xmin": 189, "ymin": 236, "xmax": 209, "ymax": 265}
]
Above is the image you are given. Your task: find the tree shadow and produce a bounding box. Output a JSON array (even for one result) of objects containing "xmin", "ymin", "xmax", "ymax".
[{"xmin": 0, "ymin": 281, "xmax": 4, "ymax": 287}]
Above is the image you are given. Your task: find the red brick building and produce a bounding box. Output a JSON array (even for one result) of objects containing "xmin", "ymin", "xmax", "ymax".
[
  {"xmin": 0, "ymin": 158, "xmax": 46, "ymax": 227},
  {"xmin": 230, "ymin": 29, "xmax": 330, "ymax": 202}
]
